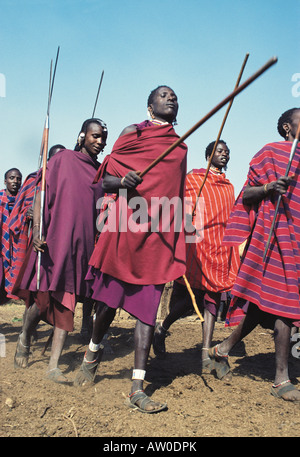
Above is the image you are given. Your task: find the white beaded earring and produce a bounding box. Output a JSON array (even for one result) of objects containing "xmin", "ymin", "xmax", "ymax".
[{"xmin": 147, "ymin": 108, "xmax": 153, "ymax": 119}]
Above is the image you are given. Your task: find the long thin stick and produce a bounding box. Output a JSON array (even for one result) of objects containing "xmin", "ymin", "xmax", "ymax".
[
  {"xmin": 30, "ymin": 45, "xmax": 60, "ymax": 230},
  {"xmin": 263, "ymin": 120, "xmax": 300, "ymax": 261},
  {"xmin": 92, "ymin": 70, "xmax": 104, "ymax": 118},
  {"xmin": 192, "ymin": 53, "xmax": 249, "ymax": 216},
  {"xmin": 36, "ymin": 53, "xmax": 57, "ymax": 289},
  {"xmin": 49, "ymin": 46, "xmax": 60, "ymax": 106},
  {"xmin": 139, "ymin": 56, "xmax": 277, "ymax": 178},
  {"xmin": 187, "ymin": 51, "xmax": 248, "ymax": 316},
  {"xmin": 182, "ymin": 274, "xmax": 204, "ymax": 322},
  {"xmin": 37, "ymin": 114, "xmax": 50, "ymax": 289},
  {"xmin": 36, "ymin": 46, "xmax": 60, "ymax": 171}
]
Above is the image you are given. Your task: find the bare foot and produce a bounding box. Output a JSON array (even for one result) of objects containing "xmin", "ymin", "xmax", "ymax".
[{"xmin": 14, "ymin": 334, "xmax": 30, "ymax": 369}]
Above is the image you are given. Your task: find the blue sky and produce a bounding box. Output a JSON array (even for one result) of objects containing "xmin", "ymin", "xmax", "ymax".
[{"xmin": 1, "ymin": 0, "xmax": 299, "ymax": 194}]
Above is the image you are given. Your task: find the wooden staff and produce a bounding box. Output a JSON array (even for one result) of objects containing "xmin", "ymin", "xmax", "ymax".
[
  {"xmin": 139, "ymin": 56, "xmax": 277, "ymax": 178},
  {"xmin": 182, "ymin": 274, "xmax": 204, "ymax": 322},
  {"xmin": 92, "ymin": 70, "xmax": 104, "ymax": 118},
  {"xmin": 263, "ymin": 120, "xmax": 300, "ymax": 262},
  {"xmin": 192, "ymin": 52, "xmax": 249, "ymax": 217}
]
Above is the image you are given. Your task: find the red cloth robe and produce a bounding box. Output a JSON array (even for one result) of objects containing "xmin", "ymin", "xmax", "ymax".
[
  {"xmin": 177, "ymin": 168, "xmax": 239, "ymax": 292},
  {"xmin": 89, "ymin": 123, "xmax": 188, "ymax": 285}
]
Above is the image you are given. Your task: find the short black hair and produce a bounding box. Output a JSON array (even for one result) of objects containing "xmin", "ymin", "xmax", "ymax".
[
  {"xmin": 147, "ymin": 85, "xmax": 174, "ymax": 107},
  {"xmin": 48, "ymin": 144, "xmax": 65, "ymax": 159},
  {"xmin": 4, "ymin": 168, "xmax": 22, "ymax": 180},
  {"xmin": 205, "ymin": 140, "xmax": 229, "ymax": 160},
  {"xmin": 277, "ymin": 108, "xmax": 300, "ymax": 138}
]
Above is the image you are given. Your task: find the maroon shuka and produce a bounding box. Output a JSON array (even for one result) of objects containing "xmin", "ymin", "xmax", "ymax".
[
  {"xmin": 18, "ymin": 149, "xmax": 103, "ymax": 305},
  {"xmin": 90, "ymin": 122, "xmax": 188, "ymax": 286}
]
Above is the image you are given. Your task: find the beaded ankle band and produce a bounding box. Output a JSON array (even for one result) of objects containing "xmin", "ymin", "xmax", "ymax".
[{"xmin": 272, "ymin": 379, "xmax": 290, "ymax": 388}]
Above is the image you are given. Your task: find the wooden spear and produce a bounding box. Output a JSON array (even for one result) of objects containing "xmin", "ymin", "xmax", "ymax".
[
  {"xmin": 139, "ymin": 56, "xmax": 277, "ymax": 178},
  {"xmin": 35, "ymin": 46, "xmax": 60, "ymax": 287},
  {"xmin": 262, "ymin": 120, "xmax": 300, "ymax": 262},
  {"xmin": 36, "ymin": 60, "xmax": 52, "ymax": 289},
  {"xmin": 92, "ymin": 70, "xmax": 104, "ymax": 118},
  {"xmin": 28, "ymin": 48, "xmax": 60, "ymax": 243},
  {"xmin": 36, "ymin": 46, "xmax": 60, "ymax": 170},
  {"xmin": 192, "ymin": 52, "xmax": 249, "ymax": 217}
]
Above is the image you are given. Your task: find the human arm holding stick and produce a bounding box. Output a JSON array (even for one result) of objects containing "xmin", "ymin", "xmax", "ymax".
[
  {"xmin": 262, "ymin": 115, "xmax": 300, "ymax": 261},
  {"xmin": 102, "ymin": 171, "xmax": 143, "ymax": 192},
  {"xmin": 242, "ymin": 176, "xmax": 295, "ymax": 205},
  {"xmin": 31, "ymin": 190, "xmax": 47, "ymax": 253}
]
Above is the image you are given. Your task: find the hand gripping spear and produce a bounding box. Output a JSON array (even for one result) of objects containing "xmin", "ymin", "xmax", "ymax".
[
  {"xmin": 138, "ymin": 56, "xmax": 277, "ymax": 323},
  {"xmin": 262, "ymin": 120, "xmax": 300, "ymax": 262},
  {"xmin": 36, "ymin": 49, "xmax": 60, "ymax": 289},
  {"xmin": 192, "ymin": 52, "xmax": 249, "ymax": 217}
]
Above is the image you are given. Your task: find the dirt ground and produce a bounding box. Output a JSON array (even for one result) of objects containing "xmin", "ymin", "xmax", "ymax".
[{"xmin": 1, "ymin": 290, "xmax": 300, "ymax": 439}]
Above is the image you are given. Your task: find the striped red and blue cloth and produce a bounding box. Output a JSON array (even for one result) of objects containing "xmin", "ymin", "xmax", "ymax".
[
  {"xmin": 0, "ymin": 189, "xmax": 17, "ymax": 299},
  {"xmin": 7, "ymin": 172, "xmax": 38, "ymax": 298},
  {"xmin": 223, "ymin": 141, "xmax": 300, "ymax": 326}
]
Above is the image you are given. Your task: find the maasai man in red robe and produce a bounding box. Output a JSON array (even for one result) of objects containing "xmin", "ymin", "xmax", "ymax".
[
  {"xmin": 153, "ymin": 140, "xmax": 239, "ymax": 378},
  {"xmin": 13, "ymin": 120, "xmax": 107, "ymax": 384},
  {"xmin": 0, "ymin": 168, "xmax": 22, "ymax": 303},
  {"xmin": 74, "ymin": 86, "xmax": 187, "ymax": 414},
  {"xmin": 7, "ymin": 145, "xmax": 65, "ymax": 299},
  {"xmin": 209, "ymin": 108, "xmax": 300, "ymax": 402}
]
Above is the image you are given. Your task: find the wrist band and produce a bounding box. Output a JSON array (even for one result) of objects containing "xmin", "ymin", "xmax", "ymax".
[
  {"xmin": 32, "ymin": 223, "xmax": 40, "ymax": 229},
  {"xmin": 89, "ymin": 340, "xmax": 102, "ymax": 352},
  {"xmin": 132, "ymin": 369, "xmax": 146, "ymax": 380},
  {"xmin": 263, "ymin": 183, "xmax": 268, "ymax": 194},
  {"xmin": 121, "ymin": 177, "xmax": 125, "ymax": 186}
]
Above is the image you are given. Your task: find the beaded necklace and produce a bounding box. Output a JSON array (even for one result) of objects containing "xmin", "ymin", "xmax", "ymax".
[
  {"xmin": 209, "ymin": 165, "xmax": 224, "ymax": 175},
  {"xmin": 150, "ymin": 118, "xmax": 169, "ymax": 126}
]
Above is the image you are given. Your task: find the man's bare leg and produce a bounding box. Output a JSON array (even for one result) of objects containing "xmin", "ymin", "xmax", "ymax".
[
  {"xmin": 14, "ymin": 302, "xmax": 40, "ymax": 368},
  {"xmin": 272, "ymin": 317, "xmax": 300, "ymax": 401},
  {"xmin": 153, "ymin": 294, "xmax": 190, "ymax": 356},
  {"xmin": 46, "ymin": 327, "xmax": 69, "ymax": 382},
  {"xmin": 202, "ymin": 308, "xmax": 216, "ymax": 361},
  {"xmin": 74, "ymin": 302, "xmax": 116, "ymax": 386},
  {"xmin": 128, "ymin": 319, "xmax": 167, "ymax": 412}
]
